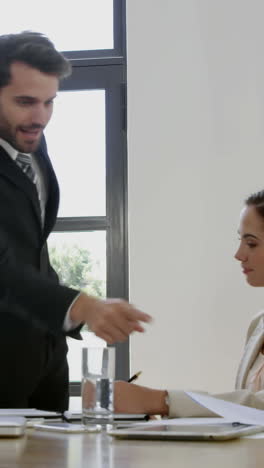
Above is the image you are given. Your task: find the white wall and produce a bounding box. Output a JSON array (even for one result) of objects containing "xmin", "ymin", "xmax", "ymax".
[{"xmin": 126, "ymin": 0, "xmax": 264, "ymax": 393}]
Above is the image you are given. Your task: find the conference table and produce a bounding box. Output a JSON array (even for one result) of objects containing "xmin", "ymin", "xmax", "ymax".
[{"xmin": 1, "ymin": 428, "xmax": 264, "ymax": 468}]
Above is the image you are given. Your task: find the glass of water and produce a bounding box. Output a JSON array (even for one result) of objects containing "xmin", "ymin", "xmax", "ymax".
[{"xmin": 82, "ymin": 346, "xmax": 115, "ymax": 430}]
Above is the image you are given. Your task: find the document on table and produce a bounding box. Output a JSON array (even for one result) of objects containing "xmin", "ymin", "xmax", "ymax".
[
  {"xmin": 0, "ymin": 409, "xmax": 62, "ymax": 418},
  {"xmin": 64, "ymin": 410, "xmax": 149, "ymax": 422},
  {"xmin": 185, "ymin": 392, "xmax": 264, "ymax": 426}
]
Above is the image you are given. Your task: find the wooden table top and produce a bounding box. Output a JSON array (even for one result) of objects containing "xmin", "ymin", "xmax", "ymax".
[{"xmin": 1, "ymin": 429, "xmax": 264, "ymax": 468}]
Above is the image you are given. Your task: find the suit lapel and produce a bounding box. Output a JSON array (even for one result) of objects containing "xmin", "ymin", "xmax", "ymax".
[
  {"xmin": 235, "ymin": 315, "xmax": 264, "ymax": 389},
  {"xmin": 35, "ymin": 136, "xmax": 59, "ymax": 237},
  {"xmin": 0, "ymin": 138, "xmax": 59, "ymax": 238},
  {"xmin": 0, "ymin": 146, "xmax": 42, "ymax": 228}
]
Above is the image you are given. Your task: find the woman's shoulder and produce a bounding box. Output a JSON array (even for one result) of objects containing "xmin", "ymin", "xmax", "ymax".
[{"xmin": 246, "ymin": 310, "xmax": 264, "ymax": 340}]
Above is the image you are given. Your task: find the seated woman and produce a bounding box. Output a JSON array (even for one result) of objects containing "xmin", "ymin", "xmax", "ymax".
[{"xmin": 114, "ymin": 189, "xmax": 264, "ymax": 417}]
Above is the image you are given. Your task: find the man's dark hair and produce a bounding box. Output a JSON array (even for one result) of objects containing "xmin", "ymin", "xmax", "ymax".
[{"xmin": 0, "ymin": 31, "xmax": 71, "ymax": 88}]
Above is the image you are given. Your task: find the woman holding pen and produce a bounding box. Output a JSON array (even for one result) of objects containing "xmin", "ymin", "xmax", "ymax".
[{"xmin": 114, "ymin": 189, "xmax": 264, "ymax": 417}]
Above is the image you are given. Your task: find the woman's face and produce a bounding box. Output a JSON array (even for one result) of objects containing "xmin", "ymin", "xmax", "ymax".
[{"xmin": 235, "ymin": 205, "xmax": 264, "ymax": 286}]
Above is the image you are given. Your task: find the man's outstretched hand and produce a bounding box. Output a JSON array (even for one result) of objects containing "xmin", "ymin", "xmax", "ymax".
[{"xmin": 70, "ymin": 293, "xmax": 152, "ymax": 343}]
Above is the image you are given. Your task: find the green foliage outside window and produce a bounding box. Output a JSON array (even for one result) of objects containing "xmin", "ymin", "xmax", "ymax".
[{"xmin": 49, "ymin": 244, "xmax": 105, "ymax": 298}]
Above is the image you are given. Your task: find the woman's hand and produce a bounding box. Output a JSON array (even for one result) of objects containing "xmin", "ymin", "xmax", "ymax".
[{"xmin": 114, "ymin": 381, "xmax": 169, "ymax": 415}]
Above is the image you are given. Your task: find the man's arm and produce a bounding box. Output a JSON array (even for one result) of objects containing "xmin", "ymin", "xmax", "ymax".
[
  {"xmin": 0, "ymin": 232, "xmax": 151, "ymax": 341},
  {"xmin": 70, "ymin": 294, "xmax": 151, "ymax": 344}
]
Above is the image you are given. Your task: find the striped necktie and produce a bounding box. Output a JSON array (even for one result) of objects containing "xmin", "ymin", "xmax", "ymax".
[
  {"xmin": 16, "ymin": 152, "xmax": 44, "ymax": 224},
  {"xmin": 16, "ymin": 152, "xmax": 38, "ymax": 184}
]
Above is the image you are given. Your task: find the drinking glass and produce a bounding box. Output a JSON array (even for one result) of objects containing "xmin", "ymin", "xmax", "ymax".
[{"xmin": 82, "ymin": 347, "xmax": 115, "ymax": 430}]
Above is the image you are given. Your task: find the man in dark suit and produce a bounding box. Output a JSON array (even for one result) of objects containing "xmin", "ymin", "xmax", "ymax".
[{"xmin": 0, "ymin": 32, "xmax": 151, "ymax": 411}]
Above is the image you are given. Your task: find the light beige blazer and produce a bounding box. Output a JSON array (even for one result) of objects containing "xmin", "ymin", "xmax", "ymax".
[{"xmin": 168, "ymin": 311, "xmax": 264, "ymax": 418}]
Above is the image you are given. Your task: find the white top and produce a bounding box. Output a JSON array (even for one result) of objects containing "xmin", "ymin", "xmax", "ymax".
[{"xmin": 245, "ymin": 351, "xmax": 264, "ymax": 392}]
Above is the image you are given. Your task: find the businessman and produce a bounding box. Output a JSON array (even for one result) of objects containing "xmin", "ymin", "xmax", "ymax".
[{"xmin": 0, "ymin": 31, "xmax": 151, "ymax": 411}]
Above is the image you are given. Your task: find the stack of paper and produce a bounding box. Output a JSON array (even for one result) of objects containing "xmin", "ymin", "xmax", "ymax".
[
  {"xmin": 185, "ymin": 392, "xmax": 264, "ymax": 426},
  {"xmin": 0, "ymin": 409, "xmax": 62, "ymax": 419}
]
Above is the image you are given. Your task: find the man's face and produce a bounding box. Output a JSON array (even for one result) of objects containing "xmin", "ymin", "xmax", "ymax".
[{"xmin": 0, "ymin": 61, "xmax": 59, "ymax": 153}]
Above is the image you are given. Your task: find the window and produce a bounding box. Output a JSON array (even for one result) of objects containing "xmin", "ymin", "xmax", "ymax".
[
  {"xmin": 4, "ymin": 0, "xmax": 128, "ymax": 394},
  {"xmin": 46, "ymin": 90, "xmax": 106, "ymax": 217},
  {"xmin": 1, "ymin": 0, "xmax": 114, "ymax": 51}
]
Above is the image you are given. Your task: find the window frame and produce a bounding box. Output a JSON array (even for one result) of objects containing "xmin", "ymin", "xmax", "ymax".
[{"xmin": 52, "ymin": 0, "xmax": 129, "ymax": 396}]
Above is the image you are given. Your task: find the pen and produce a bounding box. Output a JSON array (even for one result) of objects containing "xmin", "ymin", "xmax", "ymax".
[{"xmin": 128, "ymin": 371, "xmax": 142, "ymax": 383}]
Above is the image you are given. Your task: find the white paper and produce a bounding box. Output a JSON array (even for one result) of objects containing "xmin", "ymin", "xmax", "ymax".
[
  {"xmin": 186, "ymin": 392, "xmax": 264, "ymax": 426},
  {"xmin": 64, "ymin": 410, "xmax": 149, "ymax": 420},
  {"xmin": 0, "ymin": 409, "xmax": 61, "ymax": 418}
]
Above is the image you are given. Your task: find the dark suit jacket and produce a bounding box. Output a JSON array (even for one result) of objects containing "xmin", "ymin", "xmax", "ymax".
[{"xmin": 0, "ymin": 136, "xmax": 80, "ymax": 335}]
